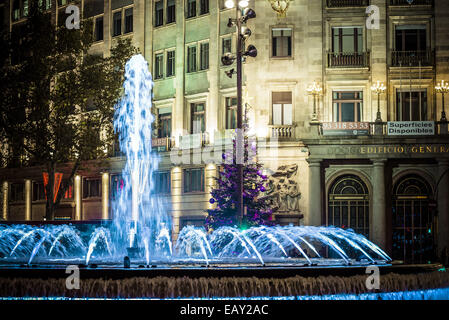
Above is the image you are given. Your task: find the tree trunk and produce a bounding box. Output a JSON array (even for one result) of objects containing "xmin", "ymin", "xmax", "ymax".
[{"xmin": 45, "ymin": 163, "xmax": 55, "ymax": 221}]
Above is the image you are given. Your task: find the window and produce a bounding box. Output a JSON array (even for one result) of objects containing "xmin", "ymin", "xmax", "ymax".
[
  {"xmin": 154, "ymin": 53, "xmax": 164, "ymax": 79},
  {"xmin": 392, "ymin": 174, "xmax": 434, "ymax": 263},
  {"xmin": 395, "ymin": 25, "xmax": 426, "ymax": 52},
  {"xmin": 328, "ymin": 175, "xmax": 369, "ymax": 238},
  {"xmin": 191, "ymin": 103, "xmax": 205, "ymax": 134},
  {"xmin": 200, "ymin": 0, "xmax": 209, "ymax": 15},
  {"xmin": 39, "ymin": 0, "xmax": 51, "ymax": 10},
  {"xmin": 393, "ymin": 25, "xmax": 429, "ymax": 66},
  {"xmin": 332, "ymin": 91, "xmax": 363, "ymax": 122},
  {"xmin": 33, "ymin": 182, "xmax": 45, "ymax": 201},
  {"xmin": 200, "ymin": 42, "xmax": 209, "ymax": 70},
  {"xmin": 167, "ymin": 0, "xmax": 176, "ymax": 23},
  {"xmin": 110, "ymin": 175, "xmax": 124, "ymax": 200},
  {"xmin": 396, "ymin": 90, "xmax": 427, "ymax": 121},
  {"xmin": 184, "ymin": 168, "xmax": 204, "ymax": 193},
  {"xmin": 112, "ymin": 11, "xmax": 122, "ymax": 36},
  {"xmin": 94, "ymin": 16, "xmax": 104, "ymax": 41},
  {"xmin": 272, "ymin": 28, "xmax": 292, "ymax": 57},
  {"xmin": 154, "ymin": 171, "xmax": 171, "ymax": 194},
  {"xmin": 83, "ymin": 178, "xmax": 101, "ymax": 198},
  {"xmin": 10, "ymin": 183, "xmax": 24, "ymax": 202},
  {"xmin": 226, "ymin": 97, "xmax": 237, "ymax": 129},
  {"xmin": 166, "ymin": 50, "xmax": 176, "ymax": 77},
  {"xmin": 222, "ymin": 37, "xmax": 232, "ymax": 55},
  {"xmin": 124, "ymin": 7, "xmax": 133, "ymax": 34},
  {"xmin": 272, "ymin": 92, "xmax": 292, "ymax": 125},
  {"xmin": 332, "ymin": 27, "xmax": 363, "ymax": 53},
  {"xmin": 12, "ymin": 0, "xmax": 28, "ymax": 21},
  {"xmin": 12, "ymin": 0, "xmax": 20, "ymax": 21},
  {"xmin": 187, "ymin": 45, "xmax": 197, "ymax": 73},
  {"xmin": 186, "ymin": 0, "xmax": 196, "ymax": 18},
  {"xmin": 155, "ymin": 0, "xmax": 164, "ymax": 27},
  {"xmin": 158, "ymin": 112, "xmax": 172, "ymax": 138}
]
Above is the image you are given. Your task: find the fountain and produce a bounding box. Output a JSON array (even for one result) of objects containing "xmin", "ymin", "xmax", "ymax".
[{"xmin": 0, "ymin": 54, "xmax": 392, "ymax": 268}]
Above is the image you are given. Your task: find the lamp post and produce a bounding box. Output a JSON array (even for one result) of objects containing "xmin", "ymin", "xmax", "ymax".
[
  {"xmin": 435, "ymin": 80, "xmax": 449, "ymax": 122},
  {"xmin": 222, "ymin": 0, "xmax": 257, "ymax": 226},
  {"xmin": 371, "ymin": 81, "xmax": 386, "ymax": 122},
  {"xmin": 307, "ymin": 82, "xmax": 322, "ymax": 123}
]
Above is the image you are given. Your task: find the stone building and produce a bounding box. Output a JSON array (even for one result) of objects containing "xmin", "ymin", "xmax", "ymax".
[{"xmin": 1, "ymin": 0, "xmax": 448, "ymax": 263}]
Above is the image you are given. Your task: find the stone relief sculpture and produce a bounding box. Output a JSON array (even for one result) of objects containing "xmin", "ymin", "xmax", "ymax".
[{"xmin": 262, "ymin": 164, "xmax": 301, "ymax": 213}]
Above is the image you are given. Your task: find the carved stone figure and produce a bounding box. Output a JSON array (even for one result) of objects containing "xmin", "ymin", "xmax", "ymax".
[{"xmin": 262, "ymin": 164, "xmax": 301, "ymax": 213}]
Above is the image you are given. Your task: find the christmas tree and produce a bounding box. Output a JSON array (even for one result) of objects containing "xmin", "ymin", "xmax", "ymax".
[{"xmin": 205, "ymin": 105, "xmax": 273, "ymax": 231}]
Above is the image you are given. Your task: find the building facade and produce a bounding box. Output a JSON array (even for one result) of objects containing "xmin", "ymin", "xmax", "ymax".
[{"xmin": 1, "ymin": 0, "xmax": 449, "ymax": 263}]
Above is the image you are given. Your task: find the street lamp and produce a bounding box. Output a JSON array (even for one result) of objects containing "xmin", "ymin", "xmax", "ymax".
[
  {"xmin": 371, "ymin": 81, "xmax": 386, "ymax": 122},
  {"xmin": 221, "ymin": 0, "xmax": 257, "ymax": 226},
  {"xmin": 435, "ymin": 80, "xmax": 449, "ymax": 121},
  {"xmin": 307, "ymin": 82, "xmax": 322, "ymax": 122}
]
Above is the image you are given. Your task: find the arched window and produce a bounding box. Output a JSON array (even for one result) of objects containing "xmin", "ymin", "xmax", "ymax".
[
  {"xmin": 328, "ymin": 174, "xmax": 369, "ymax": 237},
  {"xmin": 392, "ymin": 174, "xmax": 435, "ymax": 263}
]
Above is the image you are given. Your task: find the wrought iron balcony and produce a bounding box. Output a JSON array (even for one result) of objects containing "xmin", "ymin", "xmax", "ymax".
[
  {"xmin": 327, "ymin": 52, "xmax": 370, "ymax": 68},
  {"xmin": 269, "ymin": 125, "xmax": 295, "ymax": 139},
  {"xmin": 327, "ymin": 0, "xmax": 369, "ymax": 7},
  {"xmin": 391, "ymin": 50, "xmax": 434, "ymax": 67},
  {"xmin": 389, "ymin": 0, "xmax": 433, "ymax": 6}
]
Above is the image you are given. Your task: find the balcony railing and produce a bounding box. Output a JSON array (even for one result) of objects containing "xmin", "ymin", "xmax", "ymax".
[
  {"xmin": 389, "ymin": 0, "xmax": 433, "ymax": 6},
  {"xmin": 328, "ymin": 52, "xmax": 370, "ymax": 68},
  {"xmin": 269, "ymin": 125, "xmax": 295, "ymax": 139},
  {"xmin": 327, "ymin": 0, "xmax": 369, "ymax": 7},
  {"xmin": 178, "ymin": 132, "xmax": 209, "ymax": 150},
  {"xmin": 391, "ymin": 50, "xmax": 434, "ymax": 67}
]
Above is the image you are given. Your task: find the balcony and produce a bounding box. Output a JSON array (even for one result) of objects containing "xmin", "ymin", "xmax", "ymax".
[
  {"xmin": 269, "ymin": 125, "xmax": 296, "ymax": 139},
  {"xmin": 327, "ymin": 0, "xmax": 369, "ymax": 7},
  {"xmin": 389, "ymin": 0, "xmax": 433, "ymax": 6},
  {"xmin": 391, "ymin": 50, "xmax": 434, "ymax": 67},
  {"xmin": 327, "ymin": 52, "xmax": 370, "ymax": 68},
  {"xmin": 178, "ymin": 132, "xmax": 209, "ymax": 150}
]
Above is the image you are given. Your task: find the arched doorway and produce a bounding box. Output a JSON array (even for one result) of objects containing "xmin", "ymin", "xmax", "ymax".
[
  {"xmin": 328, "ymin": 174, "xmax": 370, "ymax": 237},
  {"xmin": 392, "ymin": 174, "xmax": 435, "ymax": 263}
]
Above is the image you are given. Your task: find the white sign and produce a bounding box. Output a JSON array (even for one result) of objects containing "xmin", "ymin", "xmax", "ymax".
[{"xmin": 387, "ymin": 121, "xmax": 435, "ymax": 136}]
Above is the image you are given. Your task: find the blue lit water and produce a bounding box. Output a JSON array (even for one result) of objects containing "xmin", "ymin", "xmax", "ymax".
[{"xmin": 0, "ymin": 55, "xmax": 391, "ymax": 268}]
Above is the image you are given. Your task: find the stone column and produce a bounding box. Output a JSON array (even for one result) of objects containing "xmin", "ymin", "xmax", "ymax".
[
  {"xmin": 174, "ymin": 0, "xmax": 186, "ymax": 144},
  {"xmin": 207, "ymin": 0, "xmax": 220, "ymax": 143},
  {"xmin": 25, "ymin": 179, "xmax": 32, "ymax": 221},
  {"xmin": 74, "ymin": 175, "xmax": 82, "ymax": 221},
  {"xmin": 372, "ymin": 159, "xmax": 387, "ymax": 250},
  {"xmin": 2, "ymin": 181, "xmax": 8, "ymax": 221},
  {"xmin": 437, "ymin": 160, "xmax": 449, "ymax": 257},
  {"xmin": 171, "ymin": 167, "xmax": 182, "ymax": 241},
  {"xmin": 101, "ymin": 172, "xmax": 110, "ymax": 220},
  {"xmin": 307, "ymin": 159, "xmax": 322, "ymax": 226}
]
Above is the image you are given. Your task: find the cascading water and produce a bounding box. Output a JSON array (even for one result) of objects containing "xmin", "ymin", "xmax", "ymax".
[
  {"xmin": 0, "ymin": 55, "xmax": 392, "ymax": 267},
  {"xmin": 112, "ymin": 54, "xmax": 171, "ymax": 258}
]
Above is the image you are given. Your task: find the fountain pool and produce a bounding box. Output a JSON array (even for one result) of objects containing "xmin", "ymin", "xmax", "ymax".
[{"xmin": 0, "ymin": 54, "xmax": 391, "ymax": 270}]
